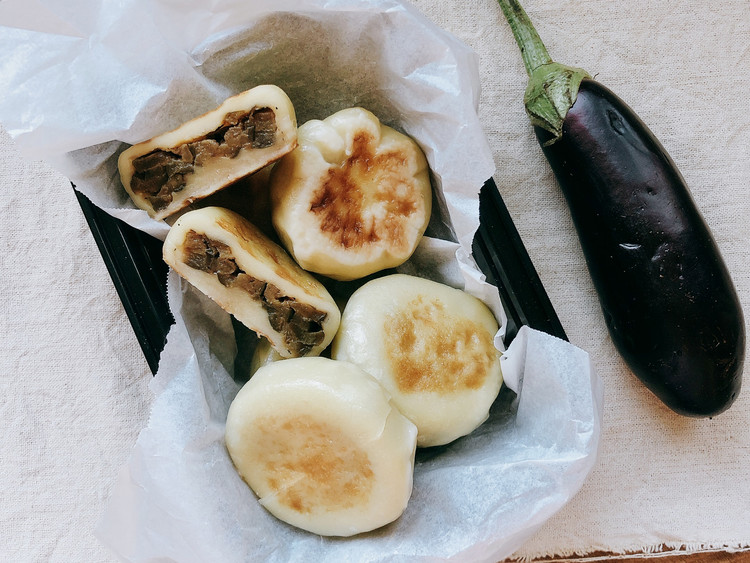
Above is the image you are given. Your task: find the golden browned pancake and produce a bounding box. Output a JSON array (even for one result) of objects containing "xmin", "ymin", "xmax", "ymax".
[
  {"xmin": 331, "ymin": 274, "xmax": 503, "ymax": 447},
  {"xmin": 269, "ymin": 107, "xmax": 432, "ymax": 281}
]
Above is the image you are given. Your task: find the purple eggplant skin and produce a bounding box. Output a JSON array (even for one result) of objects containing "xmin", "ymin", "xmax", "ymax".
[{"xmin": 535, "ymin": 78, "xmax": 745, "ymax": 417}]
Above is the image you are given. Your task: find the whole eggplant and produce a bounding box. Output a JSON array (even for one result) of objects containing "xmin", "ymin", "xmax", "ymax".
[{"xmin": 497, "ymin": 0, "xmax": 745, "ymax": 416}]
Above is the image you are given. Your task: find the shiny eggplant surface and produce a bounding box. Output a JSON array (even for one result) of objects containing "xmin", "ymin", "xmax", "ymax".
[
  {"xmin": 537, "ymin": 79, "xmax": 744, "ymax": 416},
  {"xmin": 497, "ymin": 0, "xmax": 745, "ymax": 416}
]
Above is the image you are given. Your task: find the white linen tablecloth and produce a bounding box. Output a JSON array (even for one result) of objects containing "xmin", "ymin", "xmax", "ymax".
[{"xmin": 2, "ymin": 0, "xmax": 749, "ymax": 560}]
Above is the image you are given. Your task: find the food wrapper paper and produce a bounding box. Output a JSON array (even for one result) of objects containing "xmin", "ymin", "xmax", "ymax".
[{"xmin": 0, "ymin": 0, "xmax": 603, "ymax": 560}]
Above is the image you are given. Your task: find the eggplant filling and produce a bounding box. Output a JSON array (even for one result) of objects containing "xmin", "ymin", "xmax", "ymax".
[
  {"xmin": 131, "ymin": 107, "xmax": 277, "ymax": 211},
  {"xmin": 183, "ymin": 230, "xmax": 326, "ymax": 357}
]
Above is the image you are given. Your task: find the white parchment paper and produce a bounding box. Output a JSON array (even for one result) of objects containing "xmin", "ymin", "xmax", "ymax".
[{"xmin": 0, "ymin": 0, "xmax": 603, "ymax": 560}]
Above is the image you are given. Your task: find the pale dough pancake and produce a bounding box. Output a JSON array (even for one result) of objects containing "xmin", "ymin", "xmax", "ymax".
[{"xmin": 225, "ymin": 357, "xmax": 417, "ymax": 536}]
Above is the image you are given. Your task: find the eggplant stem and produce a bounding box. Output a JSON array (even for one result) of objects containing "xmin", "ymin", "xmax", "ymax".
[
  {"xmin": 496, "ymin": 0, "xmax": 551, "ymax": 75},
  {"xmin": 496, "ymin": 0, "xmax": 591, "ymax": 143}
]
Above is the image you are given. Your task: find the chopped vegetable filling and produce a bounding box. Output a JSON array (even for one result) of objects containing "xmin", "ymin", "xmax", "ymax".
[
  {"xmin": 182, "ymin": 229, "xmax": 326, "ymax": 357},
  {"xmin": 131, "ymin": 108, "xmax": 277, "ymax": 211}
]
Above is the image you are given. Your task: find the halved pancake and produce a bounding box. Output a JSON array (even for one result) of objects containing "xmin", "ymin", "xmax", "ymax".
[
  {"xmin": 120, "ymin": 85, "xmax": 297, "ymax": 220},
  {"xmin": 163, "ymin": 206, "xmax": 340, "ymax": 358}
]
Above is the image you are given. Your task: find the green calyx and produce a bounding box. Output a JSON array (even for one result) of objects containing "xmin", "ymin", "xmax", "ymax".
[
  {"xmin": 497, "ymin": 0, "xmax": 591, "ymax": 143},
  {"xmin": 524, "ymin": 62, "xmax": 590, "ymax": 144}
]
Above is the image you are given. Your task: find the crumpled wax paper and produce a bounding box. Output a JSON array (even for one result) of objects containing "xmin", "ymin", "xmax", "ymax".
[{"xmin": 0, "ymin": 0, "xmax": 603, "ymax": 560}]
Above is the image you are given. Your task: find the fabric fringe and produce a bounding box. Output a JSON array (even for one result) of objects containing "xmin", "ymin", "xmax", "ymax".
[{"xmin": 509, "ymin": 542, "xmax": 750, "ymax": 562}]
